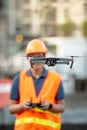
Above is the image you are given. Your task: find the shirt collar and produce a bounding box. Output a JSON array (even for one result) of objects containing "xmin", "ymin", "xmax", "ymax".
[{"xmin": 27, "ymin": 68, "xmax": 48, "ymax": 78}]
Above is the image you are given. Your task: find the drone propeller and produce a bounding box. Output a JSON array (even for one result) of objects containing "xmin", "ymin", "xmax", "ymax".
[{"xmin": 66, "ymin": 55, "xmax": 87, "ymax": 58}]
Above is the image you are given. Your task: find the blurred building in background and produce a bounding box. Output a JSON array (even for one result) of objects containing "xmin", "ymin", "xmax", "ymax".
[
  {"xmin": 0, "ymin": 0, "xmax": 87, "ymax": 75},
  {"xmin": 8, "ymin": 0, "xmax": 86, "ymax": 37},
  {"xmin": 0, "ymin": 0, "xmax": 87, "ymax": 39}
]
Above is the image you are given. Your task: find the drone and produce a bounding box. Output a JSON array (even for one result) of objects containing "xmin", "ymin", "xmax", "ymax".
[{"xmin": 30, "ymin": 56, "xmax": 75, "ymax": 69}]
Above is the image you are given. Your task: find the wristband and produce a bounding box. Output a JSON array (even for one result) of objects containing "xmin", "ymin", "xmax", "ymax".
[{"xmin": 48, "ymin": 104, "xmax": 53, "ymax": 110}]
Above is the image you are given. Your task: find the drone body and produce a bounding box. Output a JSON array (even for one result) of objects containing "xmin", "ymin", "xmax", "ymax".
[{"xmin": 30, "ymin": 57, "xmax": 74, "ymax": 69}]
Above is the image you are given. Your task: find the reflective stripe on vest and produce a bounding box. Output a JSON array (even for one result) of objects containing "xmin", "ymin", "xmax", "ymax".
[
  {"xmin": 15, "ymin": 117, "xmax": 61, "ymax": 129},
  {"xmin": 34, "ymin": 107, "xmax": 61, "ymax": 117}
]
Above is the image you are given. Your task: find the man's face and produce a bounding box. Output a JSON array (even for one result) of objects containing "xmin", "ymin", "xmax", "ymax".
[{"xmin": 27, "ymin": 53, "xmax": 45, "ymax": 70}]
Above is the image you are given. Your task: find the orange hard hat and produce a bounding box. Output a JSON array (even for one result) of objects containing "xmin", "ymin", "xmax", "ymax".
[{"xmin": 25, "ymin": 39, "xmax": 48, "ymax": 55}]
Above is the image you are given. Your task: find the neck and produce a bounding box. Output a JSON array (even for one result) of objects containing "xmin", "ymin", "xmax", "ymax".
[{"xmin": 30, "ymin": 68, "xmax": 44, "ymax": 78}]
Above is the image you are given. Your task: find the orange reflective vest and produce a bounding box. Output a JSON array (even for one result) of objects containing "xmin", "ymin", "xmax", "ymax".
[{"xmin": 14, "ymin": 70, "xmax": 62, "ymax": 130}]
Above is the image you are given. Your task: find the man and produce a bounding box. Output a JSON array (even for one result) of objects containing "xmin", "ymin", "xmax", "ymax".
[{"xmin": 9, "ymin": 39, "xmax": 65, "ymax": 130}]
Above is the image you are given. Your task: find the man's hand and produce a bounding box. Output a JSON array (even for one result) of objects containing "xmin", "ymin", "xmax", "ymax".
[
  {"xmin": 38, "ymin": 99, "xmax": 65, "ymax": 113},
  {"xmin": 39, "ymin": 99, "xmax": 51, "ymax": 110},
  {"xmin": 9, "ymin": 99, "xmax": 33, "ymax": 114},
  {"xmin": 20, "ymin": 100, "xmax": 33, "ymax": 110}
]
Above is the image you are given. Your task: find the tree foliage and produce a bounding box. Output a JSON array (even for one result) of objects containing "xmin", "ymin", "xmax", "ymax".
[
  {"xmin": 58, "ymin": 21, "xmax": 75, "ymax": 37},
  {"xmin": 82, "ymin": 20, "xmax": 87, "ymax": 38}
]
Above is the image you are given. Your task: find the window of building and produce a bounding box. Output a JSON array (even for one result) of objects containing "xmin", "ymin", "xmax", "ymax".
[
  {"xmin": 0, "ymin": 0, "xmax": 4, "ymax": 10},
  {"xmin": 64, "ymin": 0, "xmax": 70, "ymax": 2},
  {"xmin": 84, "ymin": 2, "xmax": 87, "ymax": 17},
  {"xmin": 16, "ymin": 0, "xmax": 22, "ymax": 8},
  {"xmin": 40, "ymin": 6, "xmax": 57, "ymax": 36},
  {"xmin": 64, "ymin": 8, "xmax": 69, "ymax": 20},
  {"xmin": 23, "ymin": 9, "xmax": 32, "ymax": 17},
  {"xmin": 41, "ymin": 24, "xmax": 57, "ymax": 36},
  {"xmin": 42, "ymin": 7, "xmax": 56, "ymax": 22},
  {"xmin": 24, "ymin": 0, "xmax": 30, "ymax": 3},
  {"xmin": 40, "ymin": 0, "xmax": 57, "ymax": 3},
  {"xmin": 22, "ymin": 24, "xmax": 32, "ymax": 36}
]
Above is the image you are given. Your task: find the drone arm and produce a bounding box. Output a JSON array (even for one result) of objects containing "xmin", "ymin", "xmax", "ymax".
[{"xmin": 70, "ymin": 58, "xmax": 74, "ymax": 68}]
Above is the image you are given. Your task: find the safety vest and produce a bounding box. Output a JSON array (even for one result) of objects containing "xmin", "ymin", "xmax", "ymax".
[{"xmin": 14, "ymin": 70, "xmax": 62, "ymax": 130}]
